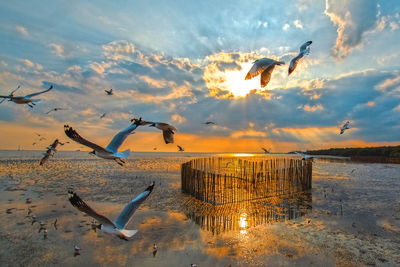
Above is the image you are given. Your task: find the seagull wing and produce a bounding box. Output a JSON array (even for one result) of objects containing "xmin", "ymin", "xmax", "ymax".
[
  {"xmin": 68, "ymin": 191, "xmax": 116, "ymax": 227},
  {"xmin": 299, "ymin": 41, "xmax": 312, "ymax": 54},
  {"xmin": 245, "ymin": 58, "xmax": 275, "ymax": 80},
  {"xmin": 105, "ymin": 123, "xmax": 139, "ymax": 153},
  {"xmin": 162, "ymin": 129, "xmax": 175, "ymax": 144},
  {"xmin": 288, "ymin": 55, "xmax": 301, "ymax": 75},
  {"xmin": 40, "ymin": 153, "xmax": 51, "ymax": 165},
  {"xmin": 113, "ymin": 183, "xmax": 155, "ymax": 230},
  {"xmin": 260, "ymin": 64, "xmax": 275, "ymax": 88},
  {"xmin": 25, "ymin": 85, "xmax": 53, "ymax": 99},
  {"xmin": 64, "ymin": 125, "xmax": 107, "ymax": 152},
  {"xmin": 177, "ymin": 145, "xmax": 184, "ymax": 151}
]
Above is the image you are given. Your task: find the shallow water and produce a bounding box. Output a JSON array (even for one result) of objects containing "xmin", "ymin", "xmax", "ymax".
[{"xmin": 0, "ymin": 151, "xmax": 399, "ymax": 266}]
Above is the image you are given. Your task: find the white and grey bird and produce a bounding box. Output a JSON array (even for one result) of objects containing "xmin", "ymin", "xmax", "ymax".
[
  {"xmin": 105, "ymin": 89, "xmax": 113, "ymax": 95},
  {"xmin": 46, "ymin": 107, "xmax": 64, "ymax": 114},
  {"xmin": 74, "ymin": 245, "xmax": 81, "ymax": 256},
  {"xmin": 245, "ymin": 58, "xmax": 285, "ymax": 88},
  {"xmin": 148, "ymin": 122, "xmax": 177, "ymax": 144},
  {"xmin": 340, "ymin": 121, "xmax": 350, "ymax": 135},
  {"xmin": 40, "ymin": 139, "xmax": 63, "ymax": 166},
  {"xmin": 64, "ymin": 118, "xmax": 147, "ymax": 166},
  {"xmin": 0, "ymin": 85, "xmax": 53, "ymax": 108},
  {"xmin": 295, "ymin": 151, "xmax": 314, "ymax": 161},
  {"xmin": 177, "ymin": 145, "xmax": 184, "ymax": 152},
  {"xmin": 68, "ymin": 182, "xmax": 155, "ymax": 240},
  {"xmin": 288, "ymin": 41, "xmax": 312, "ymax": 75},
  {"xmin": 100, "ymin": 113, "xmax": 107, "ymax": 119}
]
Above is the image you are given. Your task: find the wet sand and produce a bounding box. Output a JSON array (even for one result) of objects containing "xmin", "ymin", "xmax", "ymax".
[{"xmin": 0, "ymin": 151, "xmax": 399, "ymax": 266}]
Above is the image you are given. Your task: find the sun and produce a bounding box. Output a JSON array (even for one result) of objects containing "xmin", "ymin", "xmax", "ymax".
[{"xmin": 223, "ymin": 62, "xmax": 261, "ymax": 97}]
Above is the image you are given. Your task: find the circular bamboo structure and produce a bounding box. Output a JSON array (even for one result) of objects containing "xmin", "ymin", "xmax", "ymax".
[{"xmin": 181, "ymin": 156, "xmax": 312, "ymax": 205}]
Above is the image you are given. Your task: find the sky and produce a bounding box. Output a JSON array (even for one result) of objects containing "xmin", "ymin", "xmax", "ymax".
[{"xmin": 0, "ymin": 0, "xmax": 399, "ymax": 153}]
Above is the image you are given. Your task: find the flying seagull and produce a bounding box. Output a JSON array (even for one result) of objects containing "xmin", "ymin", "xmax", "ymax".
[
  {"xmin": 40, "ymin": 139, "xmax": 65, "ymax": 165},
  {"xmin": 340, "ymin": 121, "xmax": 350, "ymax": 135},
  {"xmin": 64, "ymin": 118, "xmax": 147, "ymax": 166},
  {"xmin": 147, "ymin": 122, "xmax": 177, "ymax": 144},
  {"xmin": 203, "ymin": 121, "xmax": 216, "ymax": 125},
  {"xmin": 46, "ymin": 108, "xmax": 65, "ymax": 114},
  {"xmin": 0, "ymin": 85, "xmax": 53, "ymax": 108},
  {"xmin": 295, "ymin": 151, "xmax": 314, "ymax": 161},
  {"xmin": 68, "ymin": 182, "xmax": 155, "ymax": 240},
  {"xmin": 105, "ymin": 89, "xmax": 113, "ymax": 95},
  {"xmin": 245, "ymin": 58, "xmax": 285, "ymax": 88},
  {"xmin": 177, "ymin": 145, "xmax": 184, "ymax": 152},
  {"xmin": 100, "ymin": 113, "xmax": 107, "ymax": 119},
  {"xmin": 0, "ymin": 85, "xmax": 20, "ymax": 104},
  {"xmin": 288, "ymin": 41, "xmax": 312, "ymax": 75},
  {"xmin": 261, "ymin": 147, "xmax": 270, "ymax": 153}
]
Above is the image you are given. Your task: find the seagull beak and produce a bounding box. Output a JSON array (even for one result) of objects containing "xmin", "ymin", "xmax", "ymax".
[{"xmin": 89, "ymin": 150, "xmax": 95, "ymax": 155}]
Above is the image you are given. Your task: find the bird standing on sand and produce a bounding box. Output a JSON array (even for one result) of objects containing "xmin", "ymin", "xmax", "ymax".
[
  {"xmin": 245, "ymin": 58, "xmax": 285, "ymax": 88},
  {"xmin": 177, "ymin": 145, "xmax": 184, "ymax": 152},
  {"xmin": 288, "ymin": 41, "xmax": 312, "ymax": 75},
  {"xmin": 340, "ymin": 121, "xmax": 350, "ymax": 135},
  {"xmin": 68, "ymin": 182, "xmax": 155, "ymax": 240},
  {"xmin": 147, "ymin": 122, "xmax": 177, "ymax": 144},
  {"xmin": 38, "ymin": 221, "xmax": 47, "ymax": 233},
  {"xmin": 153, "ymin": 243, "xmax": 157, "ymax": 257},
  {"xmin": 64, "ymin": 118, "xmax": 148, "ymax": 166},
  {"xmin": 105, "ymin": 89, "xmax": 113, "ymax": 95},
  {"xmin": 0, "ymin": 85, "xmax": 53, "ymax": 108},
  {"xmin": 74, "ymin": 245, "xmax": 81, "ymax": 257},
  {"xmin": 53, "ymin": 219, "xmax": 58, "ymax": 230}
]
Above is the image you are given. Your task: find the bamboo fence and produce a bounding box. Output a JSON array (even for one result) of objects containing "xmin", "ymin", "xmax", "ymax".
[{"xmin": 181, "ymin": 157, "xmax": 312, "ymax": 205}]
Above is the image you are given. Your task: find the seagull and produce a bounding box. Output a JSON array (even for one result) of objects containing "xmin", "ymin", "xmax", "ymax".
[
  {"xmin": 153, "ymin": 147, "xmax": 157, "ymax": 150},
  {"xmin": 40, "ymin": 139, "xmax": 63, "ymax": 165},
  {"xmin": 203, "ymin": 121, "xmax": 215, "ymax": 125},
  {"xmin": 153, "ymin": 243, "xmax": 157, "ymax": 257},
  {"xmin": 245, "ymin": 58, "xmax": 285, "ymax": 88},
  {"xmin": 0, "ymin": 85, "xmax": 53, "ymax": 108},
  {"xmin": 261, "ymin": 147, "xmax": 270, "ymax": 153},
  {"xmin": 340, "ymin": 121, "xmax": 350, "ymax": 135},
  {"xmin": 53, "ymin": 219, "xmax": 58, "ymax": 230},
  {"xmin": 46, "ymin": 108, "xmax": 65, "ymax": 114},
  {"xmin": 43, "ymin": 229, "xmax": 48, "ymax": 240},
  {"xmin": 39, "ymin": 137, "xmax": 47, "ymax": 141},
  {"xmin": 105, "ymin": 89, "xmax": 113, "ymax": 95},
  {"xmin": 64, "ymin": 118, "xmax": 147, "ymax": 166},
  {"xmin": 295, "ymin": 151, "xmax": 314, "ymax": 161},
  {"xmin": 100, "ymin": 113, "xmax": 107, "ymax": 119},
  {"xmin": 288, "ymin": 41, "xmax": 312, "ymax": 75},
  {"xmin": 177, "ymin": 145, "xmax": 184, "ymax": 152},
  {"xmin": 148, "ymin": 122, "xmax": 177, "ymax": 144},
  {"xmin": 68, "ymin": 182, "xmax": 155, "ymax": 240},
  {"xmin": 32, "ymin": 142, "xmax": 37, "ymax": 146},
  {"xmin": 0, "ymin": 85, "xmax": 20, "ymax": 104},
  {"xmin": 38, "ymin": 221, "xmax": 47, "ymax": 233},
  {"xmin": 74, "ymin": 245, "xmax": 81, "ymax": 257}
]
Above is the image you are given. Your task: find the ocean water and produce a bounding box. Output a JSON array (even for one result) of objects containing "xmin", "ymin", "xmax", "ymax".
[{"xmin": 0, "ymin": 151, "xmax": 399, "ymax": 266}]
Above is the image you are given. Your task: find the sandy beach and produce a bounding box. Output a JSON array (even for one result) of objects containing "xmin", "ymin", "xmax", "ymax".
[{"xmin": 0, "ymin": 151, "xmax": 399, "ymax": 266}]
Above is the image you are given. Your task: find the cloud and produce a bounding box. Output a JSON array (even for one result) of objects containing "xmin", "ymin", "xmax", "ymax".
[
  {"xmin": 302, "ymin": 104, "xmax": 324, "ymax": 112},
  {"xmin": 102, "ymin": 40, "xmax": 136, "ymax": 61},
  {"xmin": 231, "ymin": 129, "xmax": 267, "ymax": 138},
  {"xmin": 20, "ymin": 59, "xmax": 43, "ymax": 70},
  {"xmin": 171, "ymin": 114, "xmax": 186, "ymax": 124},
  {"xmin": 48, "ymin": 43, "xmax": 65, "ymax": 58},
  {"xmin": 15, "ymin": 25, "xmax": 28, "ymax": 36},
  {"xmin": 283, "ymin": 23, "xmax": 290, "ymax": 31},
  {"xmin": 293, "ymin": 19, "xmax": 304, "ymax": 29},
  {"xmin": 325, "ymin": 0, "xmax": 379, "ymax": 60}
]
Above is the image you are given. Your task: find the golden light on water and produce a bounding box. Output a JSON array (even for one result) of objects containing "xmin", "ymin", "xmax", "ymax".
[
  {"xmin": 239, "ymin": 213, "xmax": 248, "ymax": 228},
  {"xmin": 233, "ymin": 153, "xmax": 255, "ymax": 157},
  {"xmin": 223, "ymin": 62, "xmax": 260, "ymax": 97}
]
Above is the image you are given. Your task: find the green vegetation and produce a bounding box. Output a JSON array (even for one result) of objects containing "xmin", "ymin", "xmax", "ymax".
[{"xmin": 306, "ymin": 146, "xmax": 400, "ymax": 158}]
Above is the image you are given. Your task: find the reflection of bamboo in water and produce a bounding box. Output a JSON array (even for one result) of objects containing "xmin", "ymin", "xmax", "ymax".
[
  {"xmin": 183, "ymin": 192, "xmax": 312, "ymax": 235},
  {"xmin": 181, "ymin": 157, "xmax": 312, "ymax": 205}
]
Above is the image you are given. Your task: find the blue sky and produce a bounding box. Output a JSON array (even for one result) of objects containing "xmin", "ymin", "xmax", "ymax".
[{"xmin": 0, "ymin": 0, "xmax": 399, "ymax": 152}]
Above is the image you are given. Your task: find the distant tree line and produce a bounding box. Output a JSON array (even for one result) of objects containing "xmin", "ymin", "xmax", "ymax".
[{"xmin": 305, "ymin": 146, "xmax": 400, "ymax": 158}]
